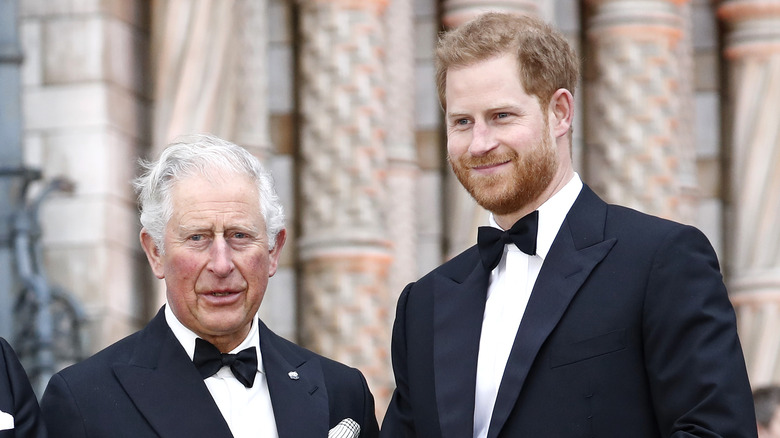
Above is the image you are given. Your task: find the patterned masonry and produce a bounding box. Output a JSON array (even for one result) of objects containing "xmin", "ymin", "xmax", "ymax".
[
  {"xmin": 585, "ymin": 0, "xmax": 694, "ymax": 222},
  {"xmin": 296, "ymin": 0, "xmax": 394, "ymax": 414},
  {"xmin": 719, "ymin": 0, "xmax": 780, "ymax": 386}
]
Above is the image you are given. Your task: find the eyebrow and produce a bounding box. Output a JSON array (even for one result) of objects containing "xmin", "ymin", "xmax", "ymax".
[
  {"xmin": 447, "ymin": 104, "xmax": 524, "ymax": 119},
  {"xmin": 445, "ymin": 111, "xmax": 470, "ymax": 121}
]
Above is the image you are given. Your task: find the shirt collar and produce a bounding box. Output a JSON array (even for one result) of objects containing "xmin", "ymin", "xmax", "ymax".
[
  {"xmin": 164, "ymin": 303, "xmax": 264, "ymax": 373},
  {"xmin": 488, "ymin": 172, "xmax": 583, "ymax": 260}
]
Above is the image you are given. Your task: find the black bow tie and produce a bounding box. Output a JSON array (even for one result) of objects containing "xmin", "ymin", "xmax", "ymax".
[
  {"xmin": 193, "ymin": 338, "xmax": 258, "ymax": 388},
  {"xmin": 477, "ymin": 210, "xmax": 539, "ymax": 271}
]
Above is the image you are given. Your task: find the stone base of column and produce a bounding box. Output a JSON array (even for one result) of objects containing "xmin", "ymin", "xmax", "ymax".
[
  {"xmin": 731, "ymin": 273, "xmax": 780, "ymax": 387},
  {"xmin": 299, "ymin": 251, "xmax": 394, "ymax": 419}
]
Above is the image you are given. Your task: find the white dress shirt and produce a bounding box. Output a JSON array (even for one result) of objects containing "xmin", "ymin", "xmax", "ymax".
[
  {"xmin": 165, "ymin": 305, "xmax": 279, "ymax": 438},
  {"xmin": 473, "ymin": 173, "xmax": 583, "ymax": 438}
]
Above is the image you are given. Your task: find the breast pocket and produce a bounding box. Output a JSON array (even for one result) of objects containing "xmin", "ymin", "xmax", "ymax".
[{"xmin": 550, "ymin": 328, "xmax": 627, "ymax": 368}]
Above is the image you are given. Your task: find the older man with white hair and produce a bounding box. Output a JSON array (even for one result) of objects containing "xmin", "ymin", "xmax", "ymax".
[{"xmin": 41, "ymin": 134, "xmax": 378, "ymax": 438}]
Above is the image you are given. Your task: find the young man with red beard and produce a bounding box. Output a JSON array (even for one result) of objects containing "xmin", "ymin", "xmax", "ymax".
[{"xmin": 381, "ymin": 12, "xmax": 756, "ymax": 438}]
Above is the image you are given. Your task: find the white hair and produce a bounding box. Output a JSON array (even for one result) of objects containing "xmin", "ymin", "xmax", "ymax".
[{"xmin": 133, "ymin": 133, "xmax": 285, "ymax": 252}]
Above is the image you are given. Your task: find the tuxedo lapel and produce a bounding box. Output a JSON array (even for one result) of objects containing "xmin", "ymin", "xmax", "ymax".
[
  {"xmin": 433, "ymin": 250, "xmax": 490, "ymax": 438},
  {"xmin": 259, "ymin": 320, "xmax": 329, "ymax": 438},
  {"xmin": 113, "ymin": 308, "xmax": 233, "ymax": 437},
  {"xmin": 487, "ymin": 186, "xmax": 617, "ymax": 438}
]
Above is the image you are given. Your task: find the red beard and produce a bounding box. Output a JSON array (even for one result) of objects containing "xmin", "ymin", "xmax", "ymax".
[{"xmin": 449, "ymin": 131, "xmax": 558, "ymax": 215}]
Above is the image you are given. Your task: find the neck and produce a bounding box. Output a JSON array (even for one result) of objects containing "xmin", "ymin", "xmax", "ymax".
[
  {"xmin": 201, "ymin": 322, "xmax": 253, "ymax": 353},
  {"xmin": 494, "ymin": 167, "xmax": 574, "ymax": 230}
]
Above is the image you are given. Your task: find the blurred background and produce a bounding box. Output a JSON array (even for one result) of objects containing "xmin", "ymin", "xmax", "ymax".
[{"xmin": 1, "ymin": 0, "xmax": 779, "ymax": 418}]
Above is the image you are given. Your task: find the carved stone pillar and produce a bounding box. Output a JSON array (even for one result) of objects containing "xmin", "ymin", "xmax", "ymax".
[
  {"xmin": 383, "ymin": 0, "xmax": 418, "ymax": 312},
  {"xmin": 442, "ymin": 0, "xmax": 539, "ymax": 28},
  {"xmin": 150, "ymin": 0, "xmax": 272, "ymax": 311},
  {"xmin": 718, "ymin": 0, "xmax": 780, "ymax": 386},
  {"xmin": 440, "ymin": 0, "xmax": 541, "ymax": 257},
  {"xmin": 584, "ymin": 0, "xmax": 697, "ymax": 222},
  {"xmin": 151, "ymin": 0, "xmax": 242, "ymax": 150},
  {"xmin": 296, "ymin": 0, "xmax": 393, "ymax": 409},
  {"xmin": 234, "ymin": 0, "xmax": 273, "ymax": 161}
]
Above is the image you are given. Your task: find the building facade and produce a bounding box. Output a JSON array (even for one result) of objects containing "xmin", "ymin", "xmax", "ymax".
[{"xmin": 4, "ymin": 0, "xmax": 780, "ymax": 415}]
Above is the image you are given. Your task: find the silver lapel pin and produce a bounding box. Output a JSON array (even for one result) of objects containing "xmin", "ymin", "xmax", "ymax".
[{"xmin": 288, "ymin": 371, "xmax": 299, "ymax": 380}]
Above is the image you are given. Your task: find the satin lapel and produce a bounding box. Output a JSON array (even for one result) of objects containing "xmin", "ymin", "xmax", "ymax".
[
  {"xmin": 113, "ymin": 308, "xmax": 233, "ymax": 437},
  {"xmin": 487, "ymin": 186, "xmax": 616, "ymax": 438},
  {"xmin": 259, "ymin": 321, "xmax": 329, "ymax": 438},
  {"xmin": 434, "ymin": 251, "xmax": 490, "ymax": 438}
]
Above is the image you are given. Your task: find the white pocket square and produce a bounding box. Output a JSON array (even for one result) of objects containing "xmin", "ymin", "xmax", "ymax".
[
  {"xmin": 0, "ymin": 410, "xmax": 14, "ymax": 430},
  {"xmin": 328, "ymin": 418, "xmax": 360, "ymax": 438}
]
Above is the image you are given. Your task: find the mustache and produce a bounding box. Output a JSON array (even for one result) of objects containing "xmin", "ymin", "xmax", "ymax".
[{"xmin": 450, "ymin": 150, "xmax": 518, "ymax": 167}]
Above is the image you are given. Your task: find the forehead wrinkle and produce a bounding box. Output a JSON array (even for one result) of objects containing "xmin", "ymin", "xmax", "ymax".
[{"xmin": 176, "ymin": 204, "xmax": 261, "ymax": 229}]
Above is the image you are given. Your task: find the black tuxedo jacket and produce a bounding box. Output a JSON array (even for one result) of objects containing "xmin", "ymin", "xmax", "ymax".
[
  {"xmin": 0, "ymin": 338, "xmax": 47, "ymax": 438},
  {"xmin": 382, "ymin": 185, "xmax": 756, "ymax": 437},
  {"xmin": 40, "ymin": 307, "xmax": 379, "ymax": 438}
]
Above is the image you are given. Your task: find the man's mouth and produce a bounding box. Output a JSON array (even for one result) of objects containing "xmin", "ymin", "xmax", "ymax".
[
  {"xmin": 473, "ymin": 161, "xmax": 508, "ymax": 169},
  {"xmin": 211, "ymin": 291, "xmax": 233, "ymax": 297}
]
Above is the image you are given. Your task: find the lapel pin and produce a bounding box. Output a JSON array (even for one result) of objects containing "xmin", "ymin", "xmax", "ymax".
[{"xmin": 288, "ymin": 371, "xmax": 299, "ymax": 380}]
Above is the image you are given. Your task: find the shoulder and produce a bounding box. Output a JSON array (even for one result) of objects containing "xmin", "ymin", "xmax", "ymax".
[
  {"xmin": 0, "ymin": 337, "xmax": 19, "ymax": 362},
  {"xmin": 604, "ymin": 203, "xmax": 710, "ymax": 245},
  {"xmin": 53, "ymin": 329, "xmax": 142, "ymax": 382},
  {"xmin": 595, "ymin": 204, "xmax": 722, "ymax": 277},
  {"xmin": 54, "ymin": 308, "xmax": 172, "ymax": 382},
  {"xmin": 415, "ymin": 245, "xmax": 480, "ymax": 286},
  {"xmin": 573, "ymin": 184, "xmax": 700, "ymax": 243},
  {"xmin": 258, "ymin": 322, "xmax": 365, "ymax": 381},
  {"xmin": 0, "ymin": 337, "xmax": 25, "ymax": 376},
  {"xmin": 0, "ymin": 337, "xmax": 11, "ymax": 361},
  {"xmin": 0, "ymin": 337, "xmax": 28, "ymax": 389}
]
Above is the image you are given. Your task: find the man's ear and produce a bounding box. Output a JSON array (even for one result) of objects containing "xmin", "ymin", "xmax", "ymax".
[
  {"xmin": 267, "ymin": 228, "xmax": 287, "ymax": 278},
  {"xmin": 548, "ymin": 88, "xmax": 574, "ymax": 139},
  {"xmin": 140, "ymin": 229, "xmax": 165, "ymax": 279}
]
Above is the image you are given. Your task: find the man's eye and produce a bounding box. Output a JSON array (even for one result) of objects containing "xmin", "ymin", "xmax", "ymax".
[
  {"xmin": 457, "ymin": 119, "xmax": 470, "ymax": 125},
  {"xmin": 189, "ymin": 234, "xmax": 203, "ymax": 242},
  {"xmin": 497, "ymin": 112, "xmax": 509, "ymax": 118},
  {"xmin": 234, "ymin": 232, "xmax": 247, "ymax": 239}
]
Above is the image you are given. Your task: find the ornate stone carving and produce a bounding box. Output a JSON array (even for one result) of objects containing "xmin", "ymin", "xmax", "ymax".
[
  {"xmin": 719, "ymin": 0, "xmax": 780, "ymax": 386},
  {"xmin": 296, "ymin": 0, "xmax": 393, "ymax": 407},
  {"xmin": 383, "ymin": 0, "xmax": 418, "ymax": 310},
  {"xmin": 151, "ymin": 0, "xmax": 241, "ymax": 150},
  {"xmin": 234, "ymin": 0, "xmax": 273, "ymax": 161},
  {"xmin": 442, "ymin": 0, "xmax": 539, "ymax": 28},
  {"xmin": 585, "ymin": 0, "xmax": 695, "ymax": 222}
]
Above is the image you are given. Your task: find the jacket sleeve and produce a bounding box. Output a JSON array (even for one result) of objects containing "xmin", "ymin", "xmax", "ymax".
[
  {"xmin": 0, "ymin": 338, "xmax": 47, "ymax": 438},
  {"xmin": 40, "ymin": 373, "xmax": 88, "ymax": 438},
  {"xmin": 642, "ymin": 225, "xmax": 757, "ymax": 437},
  {"xmin": 381, "ymin": 284, "xmax": 417, "ymax": 437},
  {"xmin": 355, "ymin": 368, "xmax": 380, "ymax": 438}
]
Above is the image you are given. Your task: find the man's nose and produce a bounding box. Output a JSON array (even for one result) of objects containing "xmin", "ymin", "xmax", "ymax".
[
  {"xmin": 469, "ymin": 121, "xmax": 498, "ymax": 156},
  {"xmin": 208, "ymin": 236, "xmax": 234, "ymax": 276}
]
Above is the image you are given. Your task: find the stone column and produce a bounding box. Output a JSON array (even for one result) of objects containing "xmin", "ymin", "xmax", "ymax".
[
  {"xmin": 151, "ymin": 0, "xmax": 240, "ymax": 150},
  {"xmin": 19, "ymin": 0, "xmax": 150, "ymax": 352},
  {"xmin": 150, "ymin": 0, "xmax": 276, "ymax": 311},
  {"xmin": 718, "ymin": 0, "xmax": 780, "ymax": 386},
  {"xmin": 584, "ymin": 0, "xmax": 697, "ymax": 222},
  {"xmin": 296, "ymin": 0, "xmax": 393, "ymax": 411},
  {"xmin": 233, "ymin": 0, "xmax": 273, "ymax": 162},
  {"xmin": 383, "ymin": 0, "xmax": 418, "ymax": 316},
  {"xmin": 440, "ymin": 0, "xmax": 541, "ymax": 257},
  {"xmin": 0, "ymin": 0, "xmax": 24, "ymax": 340},
  {"xmin": 442, "ymin": 0, "xmax": 539, "ymax": 28}
]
